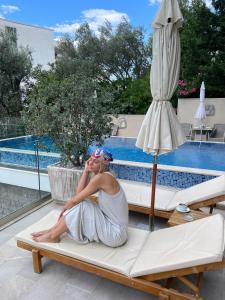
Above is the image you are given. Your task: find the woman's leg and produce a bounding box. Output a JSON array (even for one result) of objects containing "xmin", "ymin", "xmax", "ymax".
[
  {"xmin": 31, "ymin": 218, "xmax": 62, "ymax": 237},
  {"xmin": 32, "ymin": 216, "xmax": 68, "ymax": 243}
]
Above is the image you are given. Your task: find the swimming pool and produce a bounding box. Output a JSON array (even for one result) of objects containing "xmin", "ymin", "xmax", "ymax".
[{"xmin": 1, "ymin": 136, "xmax": 225, "ymax": 172}]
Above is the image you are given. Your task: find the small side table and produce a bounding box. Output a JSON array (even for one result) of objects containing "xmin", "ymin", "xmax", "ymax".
[
  {"xmin": 192, "ymin": 127, "xmax": 212, "ymax": 141},
  {"xmin": 168, "ymin": 210, "xmax": 209, "ymax": 226}
]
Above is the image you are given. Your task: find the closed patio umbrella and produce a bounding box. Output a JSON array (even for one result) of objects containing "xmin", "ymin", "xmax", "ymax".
[
  {"xmin": 136, "ymin": 0, "xmax": 186, "ymax": 231},
  {"xmin": 195, "ymin": 82, "xmax": 206, "ymax": 120},
  {"xmin": 195, "ymin": 82, "xmax": 206, "ymax": 141},
  {"xmin": 195, "ymin": 81, "xmax": 206, "ymax": 123}
]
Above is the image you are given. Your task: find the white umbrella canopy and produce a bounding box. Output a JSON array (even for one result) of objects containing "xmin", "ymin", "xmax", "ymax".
[
  {"xmin": 136, "ymin": 0, "xmax": 185, "ymax": 155},
  {"xmin": 135, "ymin": 0, "xmax": 186, "ymax": 230},
  {"xmin": 195, "ymin": 82, "xmax": 206, "ymax": 120}
]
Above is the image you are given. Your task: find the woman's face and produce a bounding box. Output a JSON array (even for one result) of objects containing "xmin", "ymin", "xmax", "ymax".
[{"xmin": 87, "ymin": 157, "xmax": 101, "ymax": 174}]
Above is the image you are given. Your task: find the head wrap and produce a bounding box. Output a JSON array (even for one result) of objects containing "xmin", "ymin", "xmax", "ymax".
[{"xmin": 91, "ymin": 147, "xmax": 113, "ymax": 163}]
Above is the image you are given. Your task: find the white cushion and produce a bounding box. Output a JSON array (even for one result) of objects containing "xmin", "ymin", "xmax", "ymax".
[
  {"xmin": 16, "ymin": 211, "xmax": 225, "ymax": 278},
  {"xmin": 130, "ymin": 214, "xmax": 225, "ymax": 277},
  {"xmin": 119, "ymin": 180, "xmax": 177, "ymax": 211},
  {"xmin": 166, "ymin": 175, "xmax": 225, "ymax": 211},
  {"xmin": 119, "ymin": 176, "xmax": 225, "ymax": 212},
  {"xmin": 15, "ymin": 210, "xmax": 148, "ymax": 276}
]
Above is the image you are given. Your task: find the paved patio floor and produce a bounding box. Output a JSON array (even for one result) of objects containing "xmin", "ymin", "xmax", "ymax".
[{"xmin": 0, "ymin": 202, "xmax": 225, "ymax": 300}]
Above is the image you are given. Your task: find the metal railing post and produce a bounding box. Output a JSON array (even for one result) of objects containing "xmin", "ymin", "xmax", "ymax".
[{"xmin": 34, "ymin": 139, "xmax": 41, "ymax": 199}]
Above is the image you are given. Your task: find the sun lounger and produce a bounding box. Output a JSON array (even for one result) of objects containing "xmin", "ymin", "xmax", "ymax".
[
  {"xmin": 111, "ymin": 124, "xmax": 119, "ymax": 136},
  {"xmin": 16, "ymin": 210, "xmax": 225, "ymax": 299},
  {"xmin": 209, "ymin": 124, "xmax": 225, "ymax": 142},
  {"xmin": 181, "ymin": 123, "xmax": 193, "ymax": 139},
  {"xmin": 119, "ymin": 175, "xmax": 225, "ymax": 218}
]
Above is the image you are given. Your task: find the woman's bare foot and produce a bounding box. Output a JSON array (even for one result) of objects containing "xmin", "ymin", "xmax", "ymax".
[
  {"xmin": 31, "ymin": 221, "xmax": 60, "ymax": 237},
  {"xmin": 32, "ymin": 233, "xmax": 60, "ymax": 243},
  {"xmin": 31, "ymin": 229, "xmax": 50, "ymax": 237}
]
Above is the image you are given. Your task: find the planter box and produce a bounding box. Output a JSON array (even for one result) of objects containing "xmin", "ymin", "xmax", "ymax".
[{"xmin": 48, "ymin": 164, "xmax": 83, "ymax": 203}]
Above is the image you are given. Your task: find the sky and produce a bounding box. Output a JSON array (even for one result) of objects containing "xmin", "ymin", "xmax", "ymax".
[
  {"xmin": 0, "ymin": 0, "xmax": 213, "ymax": 39},
  {"xmin": 0, "ymin": 0, "xmax": 162, "ymax": 39}
]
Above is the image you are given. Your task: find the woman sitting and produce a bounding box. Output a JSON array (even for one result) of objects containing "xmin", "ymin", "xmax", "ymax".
[{"xmin": 31, "ymin": 148, "xmax": 128, "ymax": 248}]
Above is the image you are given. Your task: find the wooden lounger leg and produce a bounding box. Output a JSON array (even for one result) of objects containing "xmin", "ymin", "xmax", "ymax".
[
  {"xmin": 32, "ymin": 249, "xmax": 42, "ymax": 273},
  {"xmin": 178, "ymin": 273, "xmax": 204, "ymax": 297},
  {"xmin": 165, "ymin": 277, "xmax": 175, "ymax": 289},
  {"xmin": 196, "ymin": 272, "xmax": 204, "ymax": 295},
  {"xmin": 209, "ymin": 204, "xmax": 216, "ymax": 214},
  {"xmin": 159, "ymin": 292, "xmax": 170, "ymax": 299},
  {"xmin": 159, "ymin": 289, "xmax": 202, "ymax": 300}
]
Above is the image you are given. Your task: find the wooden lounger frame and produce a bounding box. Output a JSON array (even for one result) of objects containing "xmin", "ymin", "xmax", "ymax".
[
  {"xmin": 17, "ymin": 240, "xmax": 225, "ymax": 300},
  {"xmin": 128, "ymin": 194, "xmax": 225, "ymax": 219}
]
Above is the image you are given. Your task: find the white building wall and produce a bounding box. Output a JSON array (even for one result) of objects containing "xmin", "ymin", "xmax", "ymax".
[
  {"xmin": 177, "ymin": 98, "xmax": 225, "ymax": 127},
  {"xmin": 0, "ymin": 18, "xmax": 55, "ymax": 70},
  {"xmin": 111, "ymin": 114, "xmax": 145, "ymax": 138}
]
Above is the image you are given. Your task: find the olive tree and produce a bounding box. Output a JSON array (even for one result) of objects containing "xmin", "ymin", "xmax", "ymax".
[
  {"xmin": 0, "ymin": 29, "xmax": 32, "ymax": 116},
  {"xmin": 22, "ymin": 71, "xmax": 114, "ymax": 166}
]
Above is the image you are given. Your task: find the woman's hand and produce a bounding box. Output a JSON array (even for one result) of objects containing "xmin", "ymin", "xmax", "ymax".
[
  {"xmin": 58, "ymin": 199, "xmax": 75, "ymax": 220},
  {"xmin": 58, "ymin": 206, "xmax": 67, "ymax": 220},
  {"xmin": 84, "ymin": 158, "xmax": 91, "ymax": 173}
]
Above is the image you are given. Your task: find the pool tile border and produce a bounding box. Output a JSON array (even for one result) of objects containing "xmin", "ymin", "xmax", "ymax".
[{"xmin": 110, "ymin": 161, "xmax": 220, "ymax": 189}]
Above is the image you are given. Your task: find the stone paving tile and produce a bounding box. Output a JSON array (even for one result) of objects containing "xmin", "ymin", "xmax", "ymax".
[
  {"xmin": 120, "ymin": 286, "xmax": 155, "ymax": 300},
  {"xmin": 0, "ymin": 274, "xmax": 35, "ymax": 300},
  {"xmin": 91, "ymin": 277, "xmax": 155, "ymax": 300},
  {"xmin": 201, "ymin": 269, "xmax": 225, "ymax": 300},
  {"xmin": 91, "ymin": 278, "xmax": 131, "ymax": 300},
  {"xmin": 67, "ymin": 268, "xmax": 102, "ymax": 294},
  {"xmin": 0, "ymin": 232, "xmax": 12, "ymax": 246},
  {"xmin": 57, "ymin": 283, "xmax": 92, "ymax": 300}
]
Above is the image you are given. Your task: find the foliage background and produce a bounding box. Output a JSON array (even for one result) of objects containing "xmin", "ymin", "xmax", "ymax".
[{"xmin": 0, "ymin": 0, "xmax": 225, "ymax": 118}]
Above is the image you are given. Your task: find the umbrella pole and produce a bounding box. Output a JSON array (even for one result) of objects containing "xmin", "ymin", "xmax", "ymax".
[{"xmin": 150, "ymin": 154, "xmax": 158, "ymax": 231}]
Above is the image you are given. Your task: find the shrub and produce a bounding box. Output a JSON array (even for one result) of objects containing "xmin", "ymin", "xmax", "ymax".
[{"xmin": 23, "ymin": 72, "xmax": 114, "ymax": 166}]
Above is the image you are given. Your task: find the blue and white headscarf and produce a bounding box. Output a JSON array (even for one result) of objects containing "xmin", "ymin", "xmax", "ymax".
[{"xmin": 91, "ymin": 147, "xmax": 113, "ymax": 164}]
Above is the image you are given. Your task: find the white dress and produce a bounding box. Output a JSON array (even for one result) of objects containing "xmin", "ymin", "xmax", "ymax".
[{"xmin": 63, "ymin": 175, "xmax": 128, "ymax": 247}]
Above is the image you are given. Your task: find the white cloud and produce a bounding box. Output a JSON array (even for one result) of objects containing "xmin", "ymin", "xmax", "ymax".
[
  {"xmin": 83, "ymin": 8, "xmax": 129, "ymax": 27},
  {"xmin": 51, "ymin": 8, "xmax": 129, "ymax": 35},
  {"xmin": 53, "ymin": 22, "xmax": 80, "ymax": 34},
  {"xmin": 148, "ymin": 0, "xmax": 161, "ymax": 6},
  {"xmin": 205, "ymin": 0, "xmax": 213, "ymax": 10},
  {"xmin": 82, "ymin": 8, "xmax": 129, "ymax": 33},
  {"xmin": 0, "ymin": 4, "xmax": 20, "ymax": 15}
]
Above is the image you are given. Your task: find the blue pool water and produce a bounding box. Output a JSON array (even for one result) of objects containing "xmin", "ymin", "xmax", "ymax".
[
  {"xmin": 1, "ymin": 136, "xmax": 225, "ymax": 171},
  {"xmin": 0, "ymin": 136, "xmax": 57, "ymax": 152}
]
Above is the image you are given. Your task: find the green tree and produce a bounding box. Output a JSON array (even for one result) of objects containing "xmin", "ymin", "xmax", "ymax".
[
  {"xmin": 55, "ymin": 26, "xmax": 102, "ymax": 80},
  {"xmin": 56, "ymin": 20, "xmax": 150, "ymax": 82},
  {"xmin": 208, "ymin": 0, "xmax": 225, "ymax": 96},
  {"xmin": 0, "ymin": 29, "xmax": 32, "ymax": 116},
  {"xmin": 55, "ymin": 20, "xmax": 151, "ymax": 113},
  {"xmin": 179, "ymin": 0, "xmax": 215, "ymax": 88},
  {"xmin": 178, "ymin": 0, "xmax": 225, "ymax": 98},
  {"xmin": 22, "ymin": 71, "xmax": 115, "ymax": 166},
  {"xmin": 98, "ymin": 19, "xmax": 150, "ymax": 81},
  {"xmin": 113, "ymin": 71, "xmax": 151, "ymax": 114}
]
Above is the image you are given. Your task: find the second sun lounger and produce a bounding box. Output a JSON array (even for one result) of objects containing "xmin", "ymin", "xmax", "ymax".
[
  {"xmin": 119, "ymin": 175, "xmax": 225, "ymax": 218},
  {"xmin": 16, "ymin": 210, "xmax": 225, "ymax": 300}
]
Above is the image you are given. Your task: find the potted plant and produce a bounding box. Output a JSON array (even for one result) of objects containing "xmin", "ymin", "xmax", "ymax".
[{"xmin": 22, "ymin": 70, "xmax": 114, "ymax": 201}]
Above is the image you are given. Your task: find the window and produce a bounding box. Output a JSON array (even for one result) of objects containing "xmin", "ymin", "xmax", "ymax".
[{"xmin": 5, "ymin": 26, "xmax": 17, "ymax": 47}]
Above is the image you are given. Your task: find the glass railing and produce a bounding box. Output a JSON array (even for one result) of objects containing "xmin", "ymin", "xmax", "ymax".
[
  {"xmin": 0, "ymin": 136, "xmax": 53, "ymax": 228},
  {"xmin": 0, "ymin": 117, "xmax": 25, "ymax": 139},
  {"xmin": 0, "ymin": 136, "xmax": 60, "ymax": 170}
]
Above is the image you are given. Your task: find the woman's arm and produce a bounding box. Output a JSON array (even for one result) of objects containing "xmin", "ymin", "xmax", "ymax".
[
  {"xmin": 76, "ymin": 170, "xmax": 89, "ymax": 194},
  {"xmin": 76, "ymin": 159, "xmax": 91, "ymax": 194},
  {"xmin": 61, "ymin": 174, "xmax": 102, "ymax": 213}
]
